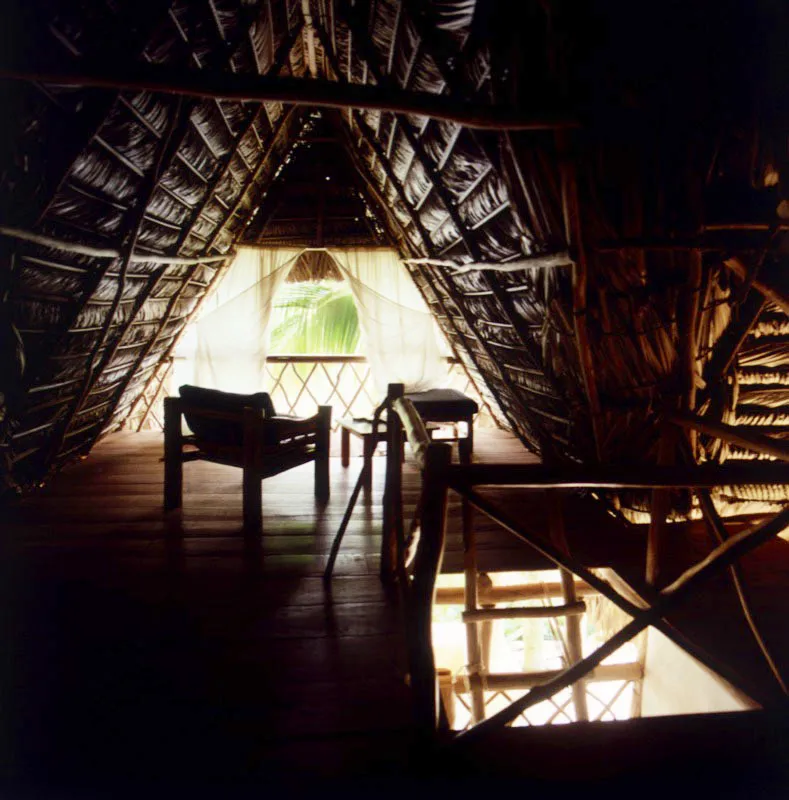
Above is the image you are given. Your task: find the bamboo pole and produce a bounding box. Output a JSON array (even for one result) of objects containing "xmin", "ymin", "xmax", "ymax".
[
  {"xmin": 334, "ymin": 116, "xmax": 503, "ymax": 428},
  {"xmin": 696, "ymin": 489, "xmax": 788, "ymax": 695},
  {"xmin": 0, "ymin": 60, "xmax": 575, "ymax": 132},
  {"xmin": 437, "ymin": 668, "xmax": 456, "ymax": 729},
  {"xmin": 407, "ymin": 442, "xmax": 452, "ymax": 735},
  {"xmin": 724, "ymin": 256, "xmax": 789, "ymax": 317},
  {"xmin": 645, "ymin": 428, "xmax": 676, "ymax": 588},
  {"xmin": 557, "ymin": 131, "xmax": 603, "ymax": 462},
  {"xmin": 435, "ymin": 581, "xmax": 596, "ymax": 605},
  {"xmin": 0, "ymin": 226, "xmax": 229, "ymax": 264},
  {"xmin": 446, "ymin": 460, "xmax": 789, "ymax": 490},
  {"xmin": 383, "ymin": 383, "xmax": 405, "ymax": 583},
  {"xmin": 665, "ymin": 408, "xmax": 789, "ymax": 462},
  {"xmin": 549, "ymin": 491, "xmax": 589, "ymax": 721},
  {"xmin": 462, "ymin": 603, "xmax": 586, "ymax": 622},
  {"xmin": 455, "ymin": 662, "xmax": 642, "ymax": 693},
  {"xmin": 463, "ymin": 499, "xmax": 487, "ymax": 724},
  {"xmin": 458, "ymin": 485, "xmax": 775, "ymax": 707}
]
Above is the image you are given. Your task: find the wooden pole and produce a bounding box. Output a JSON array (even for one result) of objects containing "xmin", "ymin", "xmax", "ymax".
[
  {"xmin": 0, "ymin": 60, "xmax": 575, "ymax": 132},
  {"xmin": 557, "ymin": 131, "xmax": 603, "ymax": 461},
  {"xmin": 382, "ymin": 383, "xmax": 405, "ymax": 583},
  {"xmin": 665, "ymin": 408, "xmax": 789, "ymax": 462},
  {"xmin": 724, "ymin": 256, "xmax": 789, "ymax": 317},
  {"xmin": 437, "ymin": 668, "xmax": 456, "ymax": 729},
  {"xmin": 696, "ymin": 489, "xmax": 788, "ymax": 695},
  {"xmin": 447, "ymin": 460, "xmax": 789, "ymax": 490},
  {"xmin": 549, "ymin": 491, "xmax": 589, "ymax": 721},
  {"xmin": 463, "ymin": 487, "xmax": 487, "ymax": 724},
  {"xmin": 407, "ymin": 441, "xmax": 452, "ymax": 735},
  {"xmin": 435, "ymin": 580, "xmax": 596, "ymax": 605},
  {"xmin": 462, "ymin": 603, "xmax": 586, "ymax": 622},
  {"xmin": 645, "ymin": 428, "xmax": 677, "ymax": 588},
  {"xmin": 163, "ymin": 397, "xmax": 183, "ymax": 511},
  {"xmin": 242, "ymin": 407, "xmax": 264, "ymax": 533},
  {"xmin": 456, "ymin": 662, "xmax": 642, "ymax": 693}
]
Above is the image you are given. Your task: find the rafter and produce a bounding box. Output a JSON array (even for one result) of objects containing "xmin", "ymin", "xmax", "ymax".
[
  {"xmin": 105, "ymin": 106, "xmax": 301, "ymax": 440},
  {"xmin": 328, "ymin": 13, "xmax": 559, "ymax": 445},
  {"xmin": 73, "ymin": 26, "xmax": 305, "ymax": 450},
  {"xmin": 44, "ymin": 97, "xmax": 191, "ymax": 469},
  {"xmin": 324, "ymin": 42, "xmax": 556, "ymax": 449},
  {"xmin": 334, "ymin": 114, "xmax": 503, "ymax": 426}
]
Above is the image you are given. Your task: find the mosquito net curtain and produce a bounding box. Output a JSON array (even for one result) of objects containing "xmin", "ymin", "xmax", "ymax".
[{"xmin": 186, "ymin": 247, "xmax": 447, "ymax": 396}]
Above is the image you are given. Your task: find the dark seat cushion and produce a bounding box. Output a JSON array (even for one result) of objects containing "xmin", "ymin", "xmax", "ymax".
[
  {"xmin": 403, "ymin": 388, "xmax": 478, "ymax": 419},
  {"xmin": 179, "ymin": 385, "xmax": 275, "ymax": 446}
]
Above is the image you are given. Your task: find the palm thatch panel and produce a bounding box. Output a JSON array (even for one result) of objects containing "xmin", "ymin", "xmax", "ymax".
[{"xmin": 0, "ymin": 0, "xmax": 788, "ymax": 522}]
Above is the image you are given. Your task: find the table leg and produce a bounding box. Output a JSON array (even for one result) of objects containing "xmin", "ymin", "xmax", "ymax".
[
  {"xmin": 363, "ymin": 436, "xmax": 374, "ymax": 492},
  {"xmin": 459, "ymin": 416, "xmax": 474, "ymax": 463},
  {"xmin": 341, "ymin": 426, "xmax": 350, "ymax": 467}
]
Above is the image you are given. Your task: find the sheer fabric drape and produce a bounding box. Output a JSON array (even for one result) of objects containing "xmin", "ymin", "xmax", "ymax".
[
  {"xmin": 177, "ymin": 246, "xmax": 447, "ymax": 398},
  {"xmin": 191, "ymin": 248, "xmax": 301, "ymax": 393},
  {"xmin": 328, "ymin": 249, "xmax": 447, "ymax": 395}
]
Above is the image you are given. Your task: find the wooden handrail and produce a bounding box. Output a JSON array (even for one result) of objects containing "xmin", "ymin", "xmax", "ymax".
[
  {"xmin": 455, "ymin": 662, "xmax": 643, "ymax": 693},
  {"xmin": 455, "ymin": 504, "xmax": 789, "ymax": 743},
  {"xmin": 447, "ymin": 461, "xmax": 789, "ymax": 490},
  {"xmin": 264, "ymin": 354, "xmax": 460, "ymax": 364}
]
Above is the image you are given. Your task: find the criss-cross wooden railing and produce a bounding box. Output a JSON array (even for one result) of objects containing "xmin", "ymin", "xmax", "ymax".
[
  {"xmin": 128, "ymin": 355, "xmax": 482, "ymax": 433},
  {"xmin": 382, "ymin": 384, "xmax": 789, "ymax": 738}
]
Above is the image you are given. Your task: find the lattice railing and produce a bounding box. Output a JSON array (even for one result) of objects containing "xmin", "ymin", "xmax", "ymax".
[
  {"xmin": 265, "ymin": 355, "xmax": 377, "ymax": 423},
  {"xmin": 125, "ymin": 355, "xmax": 483, "ymax": 432}
]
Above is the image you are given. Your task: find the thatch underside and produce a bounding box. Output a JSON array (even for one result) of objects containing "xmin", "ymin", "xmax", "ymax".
[{"xmin": 2, "ymin": 0, "xmax": 789, "ymax": 521}]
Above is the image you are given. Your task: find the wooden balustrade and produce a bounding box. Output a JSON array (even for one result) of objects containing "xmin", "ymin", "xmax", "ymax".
[{"xmin": 383, "ymin": 382, "xmax": 789, "ymax": 740}]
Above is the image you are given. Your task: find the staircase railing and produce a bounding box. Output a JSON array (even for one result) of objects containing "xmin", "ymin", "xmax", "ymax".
[{"xmin": 382, "ymin": 385, "xmax": 789, "ymax": 740}]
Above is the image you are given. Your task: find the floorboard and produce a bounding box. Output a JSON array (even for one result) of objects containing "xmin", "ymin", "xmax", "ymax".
[{"xmin": 5, "ymin": 426, "xmax": 789, "ymax": 791}]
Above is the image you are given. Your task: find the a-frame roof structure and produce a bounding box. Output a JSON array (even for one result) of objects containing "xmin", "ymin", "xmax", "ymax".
[{"xmin": 2, "ymin": 0, "xmax": 789, "ymax": 524}]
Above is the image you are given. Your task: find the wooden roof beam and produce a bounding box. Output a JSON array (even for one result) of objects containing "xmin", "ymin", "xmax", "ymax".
[
  {"xmin": 334, "ymin": 115, "xmax": 500, "ymax": 424},
  {"xmin": 0, "ymin": 61, "xmax": 575, "ymax": 132}
]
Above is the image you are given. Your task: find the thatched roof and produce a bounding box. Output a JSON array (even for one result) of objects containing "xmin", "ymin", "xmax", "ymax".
[{"xmin": 1, "ymin": 0, "xmax": 789, "ymax": 518}]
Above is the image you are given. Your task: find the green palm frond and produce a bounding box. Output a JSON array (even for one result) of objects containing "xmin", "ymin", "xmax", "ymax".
[{"xmin": 270, "ymin": 280, "xmax": 360, "ymax": 355}]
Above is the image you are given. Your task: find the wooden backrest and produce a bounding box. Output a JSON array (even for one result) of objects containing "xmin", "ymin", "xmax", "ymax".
[{"xmin": 178, "ymin": 384, "xmax": 275, "ymax": 446}]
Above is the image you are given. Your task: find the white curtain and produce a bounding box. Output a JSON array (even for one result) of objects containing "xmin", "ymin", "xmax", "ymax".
[
  {"xmin": 176, "ymin": 246, "xmax": 447, "ymax": 398},
  {"xmin": 328, "ymin": 248, "xmax": 448, "ymax": 395},
  {"xmin": 191, "ymin": 247, "xmax": 301, "ymax": 393}
]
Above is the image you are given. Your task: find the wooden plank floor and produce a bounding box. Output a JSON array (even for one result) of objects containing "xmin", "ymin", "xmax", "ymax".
[
  {"xmin": 1, "ymin": 427, "xmax": 548, "ymax": 790},
  {"xmin": 4, "ymin": 430, "xmax": 415, "ymax": 789},
  {"xmin": 6, "ymin": 426, "xmax": 789, "ymax": 791}
]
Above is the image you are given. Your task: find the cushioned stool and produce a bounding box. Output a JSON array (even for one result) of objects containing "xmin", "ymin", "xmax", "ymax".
[{"xmin": 403, "ymin": 388, "xmax": 478, "ymax": 463}]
